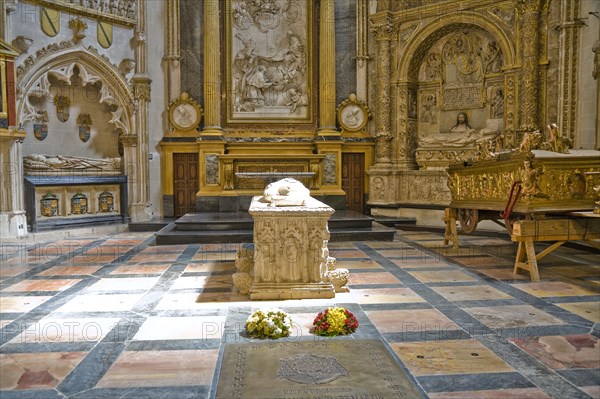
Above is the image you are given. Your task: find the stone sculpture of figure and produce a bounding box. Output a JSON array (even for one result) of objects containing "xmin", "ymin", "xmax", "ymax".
[
  {"xmin": 453, "ymin": 37, "xmax": 483, "ymax": 84},
  {"xmin": 285, "ymin": 88, "xmax": 306, "ymax": 112},
  {"xmin": 491, "ymin": 87, "xmax": 504, "ymax": 119},
  {"xmin": 243, "ymin": 65, "xmax": 271, "ymax": 106},
  {"xmin": 425, "ymin": 53, "xmax": 441, "ymax": 80},
  {"xmin": 422, "ymin": 94, "xmax": 437, "ymax": 123},
  {"xmin": 23, "ymin": 154, "xmax": 121, "ymax": 171},
  {"xmin": 484, "ymin": 41, "xmax": 503, "ymax": 74},
  {"xmin": 262, "ymin": 178, "xmax": 310, "ymax": 206},
  {"xmin": 450, "ymin": 112, "xmax": 474, "ymax": 133}
]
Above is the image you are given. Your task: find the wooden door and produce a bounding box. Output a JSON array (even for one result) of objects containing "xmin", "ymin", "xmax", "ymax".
[
  {"xmin": 173, "ymin": 153, "xmax": 198, "ymax": 217},
  {"xmin": 341, "ymin": 153, "xmax": 365, "ymax": 213}
]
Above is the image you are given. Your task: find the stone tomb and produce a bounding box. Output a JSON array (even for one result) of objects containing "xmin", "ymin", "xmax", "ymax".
[{"xmin": 233, "ymin": 178, "xmax": 348, "ymax": 300}]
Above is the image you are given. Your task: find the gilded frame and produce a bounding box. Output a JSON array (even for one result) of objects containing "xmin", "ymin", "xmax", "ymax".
[{"xmin": 224, "ymin": 0, "xmax": 315, "ymax": 127}]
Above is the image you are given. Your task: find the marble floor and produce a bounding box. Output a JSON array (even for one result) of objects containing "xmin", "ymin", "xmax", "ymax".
[{"xmin": 0, "ymin": 228, "xmax": 598, "ymax": 398}]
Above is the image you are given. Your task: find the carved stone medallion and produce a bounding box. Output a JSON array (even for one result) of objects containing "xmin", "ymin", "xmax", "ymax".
[{"xmin": 277, "ymin": 354, "xmax": 348, "ymax": 385}]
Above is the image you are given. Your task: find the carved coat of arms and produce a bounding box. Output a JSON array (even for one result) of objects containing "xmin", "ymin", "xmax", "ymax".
[
  {"xmin": 277, "ymin": 354, "xmax": 348, "ymax": 384},
  {"xmin": 54, "ymin": 95, "xmax": 71, "ymax": 122},
  {"xmin": 77, "ymin": 113, "xmax": 93, "ymax": 142},
  {"xmin": 33, "ymin": 111, "xmax": 49, "ymax": 141}
]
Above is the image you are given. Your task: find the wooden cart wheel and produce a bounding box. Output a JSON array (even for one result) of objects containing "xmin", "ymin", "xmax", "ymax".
[{"xmin": 458, "ymin": 208, "xmax": 479, "ymax": 234}]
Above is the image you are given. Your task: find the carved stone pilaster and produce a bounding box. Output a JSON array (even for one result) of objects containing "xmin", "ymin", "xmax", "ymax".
[
  {"xmin": 517, "ymin": 0, "xmax": 541, "ymax": 134},
  {"xmin": 318, "ymin": 0, "xmax": 338, "ymax": 136},
  {"xmin": 0, "ymin": 128, "xmax": 27, "ymax": 238},
  {"xmin": 128, "ymin": 74, "xmax": 151, "ymax": 222},
  {"xmin": 394, "ymin": 83, "xmax": 417, "ymax": 169},
  {"xmin": 202, "ymin": 0, "xmax": 222, "ymax": 135},
  {"xmin": 370, "ymin": 14, "xmax": 396, "ymax": 165},
  {"xmin": 555, "ymin": 0, "xmax": 583, "ymax": 144}
]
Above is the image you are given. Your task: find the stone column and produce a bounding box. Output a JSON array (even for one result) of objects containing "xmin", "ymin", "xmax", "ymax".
[
  {"xmin": 371, "ymin": 15, "xmax": 394, "ymax": 165},
  {"xmin": 164, "ymin": 0, "xmax": 180, "ymax": 103},
  {"xmin": 0, "ymin": 129, "xmax": 26, "ymax": 238},
  {"xmin": 202, "ymin": 0, "xmax": 222, "ymax": 135},
  {"xmin": 318, "ymin": 0, "xmax": 337, "ymax": 136},
  {"xmin": 518, "ymin": 0, "xmax": 541, "ymax": 134}
]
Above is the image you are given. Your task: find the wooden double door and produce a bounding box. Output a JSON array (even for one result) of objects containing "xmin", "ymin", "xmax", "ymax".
[
  {"xmin": 173, "ymin": 153, "xmax": 198, "ymax": 217},
  {"xmin": 341, "ymin": 153, "xmax": 365, "ymax": 214}
]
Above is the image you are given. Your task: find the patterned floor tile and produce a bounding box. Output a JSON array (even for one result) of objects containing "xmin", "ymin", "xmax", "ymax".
[
  {"xmin": 192, "ymin": 252, "xmax": 237, "ymax": 262},
  {"xmin": 96, "ymin": 349, "xmax": 218, "ymax": 388},
  {"xmin": 133, "ymin": 316, "xmax": 227, "ymax": 340},
  {"xmin": 84, "ymin": 277, "xmax": 160, "ymax": 292},
  {"xmin": 464, "ymin": 305, "xmax": 565, "ymax": 329},
  {"xmin": 511, "ymin": 335, "xmax": 600, "ymax": 370},
  {"xmin": 329, "ymin": 249, "xmax": 369, "ymax": 258},
  {"xmin": 9, "ymin": 318, "xmax": 120, "ymax": 344},
  {"xmin": 184, "ymin": 262, "xmax": 235, "ymax": 273},
  {"xmin": 348, "ymin": 271, "xmax": 401, "ymax": 285},
  {"xmin": 109, "ymin": 264, "xmax": 171, "ymax": 275},
  {"xmin": 556, "ymin": 302, "xmax": 600, "ymax": 323},
  {"xmin": 128, "ymin": 253, "xmax": 180, "ymax": 262},
  {"xmin": 392, "ymin": 258, "xmax": 449, "ymax": 268},
  {"xmin": 0, "ymin": 296, "xmax": 54, "ymax": 313},
  {"xmin": 37, "ymin": 265, "xmax": 104, "ymax": 276},
  {"xmin": 511, "ymin": 281, "xmax": 599, "ymax": 297},
  {"xmin": 0, "ymin": 352, "xmax": 86, "ymax": 390},
  {"xmin": 477, "ymin": 268, "xmax": 531, "ymax": 281},
  {"xmin": 348, "ymin": 287, "xmax": 425, "ymax": 304},
  {"xmin": 2, "ymin": 279, "xmax": 81, "ymax": 292},
  {"xmin": 54, "ymin": 293, "xmax": 145, "ymax": 312},
  {"xmin": 431, "ymin": 285, "xmax": 514, "ymax": 301},
  {"xmin": 391, "ymin": 340, "xmax": 514, "ymax": 376},
  {"xmin": 0, "ymin": 266, "xmax": 32, "ymax": 279},
  {"xmin": 335, "ymin": 259, "xmax": 384, "ymax": 270},
  {"xmin": 366, "ymin": 308, "xmax": 460, "ymax": 334},
  {"xmin": 170, "ymin": 276, "xmax": 232, "ymax": 290},
  {"xmin": 409, "ymin": 269, "xmax": 478, "ymax": 283}
]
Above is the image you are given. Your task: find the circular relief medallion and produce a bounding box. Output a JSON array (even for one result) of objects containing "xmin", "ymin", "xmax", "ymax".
[
  {"xmin": 277, "ymin": 354, "xmax": 349, "ymax": 385},
  {"xmin": 169, "ymin": 92, "xmax": 202, "ymax": 132}
]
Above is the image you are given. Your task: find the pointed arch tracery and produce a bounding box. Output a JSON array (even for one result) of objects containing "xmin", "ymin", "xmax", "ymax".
[{"xmin": 17, "ymin": 49, "xmax": 134, "ymax": 136}]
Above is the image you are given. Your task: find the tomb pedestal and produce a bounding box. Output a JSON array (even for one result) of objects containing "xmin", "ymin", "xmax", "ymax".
[{"xmin": 248, "ymin": 195, "xmax": 336, "ymax": 300}]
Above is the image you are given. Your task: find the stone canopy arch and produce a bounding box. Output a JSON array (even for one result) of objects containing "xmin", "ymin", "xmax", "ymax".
[
  {"xmin": 16, "ymin": 48, "xmax": 134, "ymax": 137},
  {"xmin": 395, "ymin": 11, "xmax": 516, "ymax": 82}
]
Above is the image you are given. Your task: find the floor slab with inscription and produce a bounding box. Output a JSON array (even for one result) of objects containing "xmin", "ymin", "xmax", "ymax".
[{"xmin": 215, "ymin": 339, "xmax": 425, "ymax": 399}]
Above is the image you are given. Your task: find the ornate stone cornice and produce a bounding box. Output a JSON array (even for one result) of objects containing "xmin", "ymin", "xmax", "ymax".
[{"xmin": 33, "ymin": 0, "xmax": 137, "ymax": 27}]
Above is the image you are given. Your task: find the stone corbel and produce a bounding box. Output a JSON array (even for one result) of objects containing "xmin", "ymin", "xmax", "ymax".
[{"xmin": 132, "ymin": 74, "xmax": 152, "ymax": 102}]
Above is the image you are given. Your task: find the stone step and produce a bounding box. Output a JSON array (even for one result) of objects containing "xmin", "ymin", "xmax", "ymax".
[
  {"xmin": 154, "ymin": 221, "xmax": 396, "ymax": 245},
  {"xmin": 373, "ymin": 216, "xmax": 417, "ymax": 228}
]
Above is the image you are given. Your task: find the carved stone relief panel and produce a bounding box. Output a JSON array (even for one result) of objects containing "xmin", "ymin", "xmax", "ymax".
[
  {"xmin": 225, "ymin": 0, "xmax": 313, "ymax": 124},
  {"xmin": 323, "ymin": 153, "xmax": 337, "ymax": 185},
  {"xmin": 205, "ymin": 154, "xmax": 219, "ymax": 185}
]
